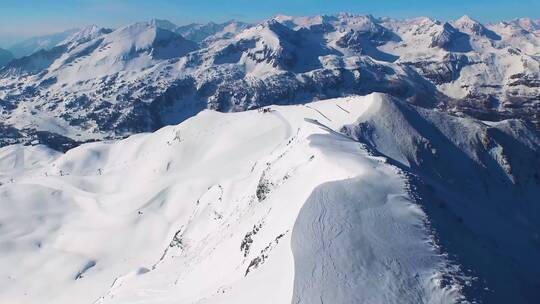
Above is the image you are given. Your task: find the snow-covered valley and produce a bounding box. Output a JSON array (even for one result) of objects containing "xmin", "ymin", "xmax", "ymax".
[{"xmin": 1, "ymin": 93, "xmax": 539, "ymax": 303}]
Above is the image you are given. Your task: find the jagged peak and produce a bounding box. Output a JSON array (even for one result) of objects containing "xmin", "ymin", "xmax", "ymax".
[
  {"xmin": 236, "ymin": 18, "xmax": 294, "ymax": 48},
  {"xmin": 441, "ymin": 21, "xmax": 458, "ymax": 32},
  {"xmin": 336, "ymin": 12, "xmax": 377, "ymax": 21},
  {"xmin": 453, "ymin": 15, "xmax": 502, "ymax": 40},
  {"xmin": 407, "ymin": 16, "xmax": 438, "ymax": 25},
  {"xmin": 101, "ymin": 21, "xmax": 198, "ymax": 55},
  {"xmin": 272, "ymin": 14, "xmax": 338, "ymax": 29},
  {"xmin": 455, "ymin": 15, "xmax": 479, "ymax": 26},
  {"xmin": 58, "ymin": 25, "xmax": 112, "ymax": 48},
  {"xmin": 454, "ymin": 15, "xmax": 485, "ymax": 32},
  {"xmin": 175, "ymin": 20, "xmax": 252, "ymax": 44},
  {"xmin": 179, "ymin": 19, "xmax": 245, "ymax": 30},
  {"xmin": 259, "ymin": 18, "xmax": 293, "ymax": 33},
  {"xmin": 336, "ymin": 12, "xmax": 360, "ymax": 19}
]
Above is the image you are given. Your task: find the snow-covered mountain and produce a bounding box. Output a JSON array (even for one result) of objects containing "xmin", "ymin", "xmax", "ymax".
[
  {"xmin": 0, "ymin": 13, "xmax": 539, "ymax": 151},
  {"xmin": 508, "ymin": 18, "xmax": 540, "ymax": 33},
  {"xmin": 176, "ymin": 20, "xmax": 252, "ymax": 43},
  {"xmin": 58, "ymin": 25, "xmax": 114, "ymax": 50},
  {"xmin": 1, "ymin": 12, "xmax": 539, "ymax": 304},
  {"xmin": 7, "ymin": 29, "xmax": 80, "ymax": 58},
  {"xmin": 0, "ymin": 48, "xmax": 14, "ymax": 67},
  {"xmin": 343, "ymin": 95, "xmax": 540, "ymax": 303},
  {"xmin": 1, "ymin": 93, "xmax": 538, "ymax": 303}
]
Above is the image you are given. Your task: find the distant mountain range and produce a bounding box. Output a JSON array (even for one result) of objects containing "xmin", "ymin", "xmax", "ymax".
[
  {"xmin": 1, "ymin": 14, "xmax": 539, "ymax": 304},
  {"xmin": 2, "ymin": 20, "xmax": 251, "ymax": 58},
  {"xmin": 0, "ymin": 15, "xmax": 539, "ymax": 151}
]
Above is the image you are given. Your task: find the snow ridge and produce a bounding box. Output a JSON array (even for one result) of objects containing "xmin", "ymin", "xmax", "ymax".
[
  {"xmin": 1, "ymin": 93, "xmax": 538, "ymax": 303},
  {"xmin": 0, "ymin": 94, "xmax": 471, "ymax": 304}
]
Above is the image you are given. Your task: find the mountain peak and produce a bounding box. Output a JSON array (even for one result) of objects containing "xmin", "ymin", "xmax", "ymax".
[
  {"xmin": 453, "ymin": 15, "xmax": 500, "ymax": 39},
  {"xmin": 272, "ymin": 14, "xmax": 338, "ymax": 30},
  {"xmin": 261, "ymin": 18, "xmax": 293, "ymax": 33},
  {"xmin": 455, "ymin": 15, "xmax": 478, "ymax": 25},
  {"xmin": 59, "ymin": 25, "xmax": 113, "ymax": 48},
  {"xmin": 427, "ymin": 22, "xmax": 474, "ymax": 51},
  {"xmin": 512, "ymin": 17, "xmax": 540, "ymax": 32},
  {"xmin": 174, "ymin": 20, "xmax": 251, "ymax": 43},
  {"xmin": 149, "ymin": 19, "xmax": 178, "ymax": 31},
  {"xmin": 105, "ymin": 21, "xmax": 197, "ymax": 55},
  {"xmin": 409, "ymin": 16, "xmax": 438, "ymax": 25}
]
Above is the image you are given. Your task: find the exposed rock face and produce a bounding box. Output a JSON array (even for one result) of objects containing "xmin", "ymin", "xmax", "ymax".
[{"xmin": 0, "ymin": 14, "xmax": 539, "ymax": 150}]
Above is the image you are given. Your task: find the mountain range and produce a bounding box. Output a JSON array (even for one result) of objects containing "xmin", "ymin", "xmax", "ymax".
[
  {"xmin": 1, "ymin": 93, "xmax": 539, "ymax": 303},
  {"xmin": 0, "ymin": 15, "xmax": 539, "ymax": 151},
  {"xmin": 0, "ymin": 14, "xmax": 540, "ymax": 303}
]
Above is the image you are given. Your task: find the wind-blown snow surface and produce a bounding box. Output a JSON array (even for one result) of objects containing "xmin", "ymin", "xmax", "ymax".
[
  {"xmin": 0, "ymin": 94, "xmax": 466, "ymax": 303},
  {"xmin": 342, "ymin": 96, "xmax": 540, "ymax": 303},
  {"xmin": 2, "ymin": 93, "xmax": 540, "ymax": 303}
]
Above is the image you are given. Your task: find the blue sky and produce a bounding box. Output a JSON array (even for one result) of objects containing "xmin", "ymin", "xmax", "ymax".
[{"xmin": 1, "ymin": 0, "xmax": 539, "ymax": 47}]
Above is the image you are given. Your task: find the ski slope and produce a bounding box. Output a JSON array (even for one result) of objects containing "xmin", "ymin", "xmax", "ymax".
[{"xmin": 0, "ymin": 93, "xmax": 463, "ymax": 303}]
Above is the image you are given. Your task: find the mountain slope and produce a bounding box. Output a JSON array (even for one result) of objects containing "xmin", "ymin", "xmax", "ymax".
[
  {"xmin": 7, "ymin": 29, "xmax": 79, "ymax": 58},
  {"xmin": 0, "ymin": 94, "xmax": 468, "ymax": 304},
  {"xmin": 2, "ymin": 93, "xmax": 539, "ymax": 303},
  {"xmin": 0, "ymin": 14, "xmax": 539, "ymax": 151},
  {"xmin": 342, "ymin": 95, "xmax": 540, "ymax": 302},
  {"xmin": 0, "ymin": 48, "xmax": 14, "ymax": 67},
  {"xmin": 0, "ymin": 22, "xmax": 199, "ymax": 149},
  {"xmin": 176, "ymin": 20, "xmax": 251, "ymax": 44},
  {"xmin": 58, "ymin": 25, "xmax": 114, "ymax": 50}
]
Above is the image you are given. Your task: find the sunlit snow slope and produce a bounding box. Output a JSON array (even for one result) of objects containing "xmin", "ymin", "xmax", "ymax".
[
  {"xmin": 0, "ymin": 94, "xmax": 466, "ymax": 304},
  {"xmin": 2, "ymin": 93, "xmax": 539, "ymax": 303}
]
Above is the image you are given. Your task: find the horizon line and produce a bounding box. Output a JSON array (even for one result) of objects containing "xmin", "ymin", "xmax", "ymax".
[{"xmin": 1, "ymin": 12, "xmax": 539, "ymax": 49}]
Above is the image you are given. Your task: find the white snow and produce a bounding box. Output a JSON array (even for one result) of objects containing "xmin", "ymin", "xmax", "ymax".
[
  {"xmin": 0, "ymin": 93, "xmax": 463, "ymax": 303},
  {"xmin": 58, "ymin": 25, "xmax": 111, "ymax": 49}
]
